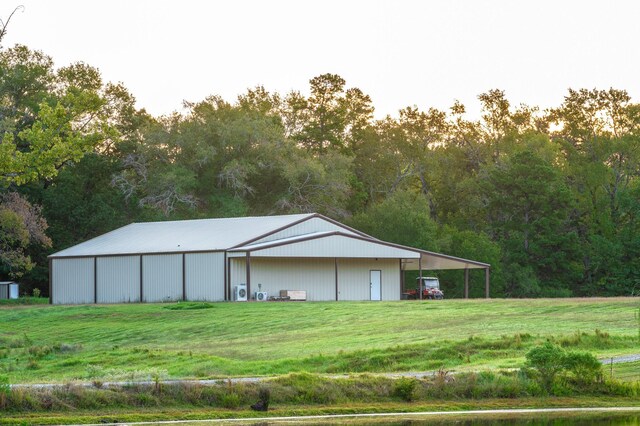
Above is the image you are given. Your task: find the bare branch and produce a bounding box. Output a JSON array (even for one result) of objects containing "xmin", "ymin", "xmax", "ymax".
[{"xmin": 0, "ymin": 6, "xmax": 25, "ymax": 48}]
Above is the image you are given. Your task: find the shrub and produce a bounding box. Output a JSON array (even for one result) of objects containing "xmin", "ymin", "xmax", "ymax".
[
  {"xmin": 393, "ymin": 377, "xmax": 418, "ymax": 401},
  {"xmin": 524, "ymin": 342, "xmax": 566, "ymax": 393},
  {"xmin": 219, "ymin": 392, "xmax": 241, "ymax": 408},
  {"xmin": 563, "ymin": 350, "xmax": 602, "ymax": 384},
  {"xmin": 525, "ymin": 342, "xmax": 604, "ymax": 394}
]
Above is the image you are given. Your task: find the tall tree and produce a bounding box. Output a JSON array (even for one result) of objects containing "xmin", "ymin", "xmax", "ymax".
[
  {"xmin": 483, "ymin": 150, "xmax": 581, "ymax": 296},
  {"xmin": 0, "ymin": 45, "xmax": 123, "ymax": 186}
]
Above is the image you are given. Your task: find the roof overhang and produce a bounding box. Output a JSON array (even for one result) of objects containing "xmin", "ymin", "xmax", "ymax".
[
  {"xmin": 228, "ymin": 231, "xmax": 490, "ymax": 270},
  {"xmin": 402, "ymin": 251, "xmax": 490, "ymax": 270}
]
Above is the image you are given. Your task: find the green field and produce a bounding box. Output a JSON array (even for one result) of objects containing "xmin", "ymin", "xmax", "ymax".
[{"xmin": 0, "ymin": 298, "xmax": 638, "ymax": 384}]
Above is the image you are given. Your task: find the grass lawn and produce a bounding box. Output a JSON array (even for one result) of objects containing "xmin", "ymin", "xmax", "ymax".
[
  {"xmin": 610, "ymin": 361, "xmax": 640, "ymax": 382},
  {"xmin": 0, "ymin": 298, "xmax": 638, "ymax": 383}
]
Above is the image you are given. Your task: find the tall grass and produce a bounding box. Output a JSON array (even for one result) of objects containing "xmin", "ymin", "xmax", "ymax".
[
  {"xmin": 0, "ymin": 297, "xmax": 48, "ymax": 306},
  {"xmin": 1, "ymin": 372, "xmax": 638, "ymax": 414}
]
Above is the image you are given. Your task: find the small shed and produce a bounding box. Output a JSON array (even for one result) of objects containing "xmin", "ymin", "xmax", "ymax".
[{"xmin": 0, "ymin": 282, "xmax": 19, "ymax": 300}]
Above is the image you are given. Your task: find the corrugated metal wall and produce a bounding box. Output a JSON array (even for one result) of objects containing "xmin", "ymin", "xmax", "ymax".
[
  {"xmin": 230, "ymin": 257, "xmax": 400, "ymax": 302},
  {"xmin": 250, "ymin": 235, "xmax": 419, "ymax": 259},
  {"xmin": 229, "ymin": 256, "xmax": 246, "ymax": 287},
  {"xmin": 185, "ymin": 252, "xmax": 225, "ymax": 301},
  {"xmin": 252, "ymin": 217, "xmax": 358, "ymax": 244},
  {"xmin": 142, "ymin": 254, "xmax": 182, "ymax": 302},
  {"xmin": 52, "ymin": 258, "xmax": 94, "ymax": 304},
  {"xmin": 9, "ymin": 284, "xmax": 18, "ymax": 299},
  {"xmin": 337, "ymin": 258, "xmax": 399, "ymax": 301},
  {"xmin": 96, "ymin": 256, "xmax": 141, "ymax": 303},
  {"xmin": 237, "ymin": 257, "xmax": 336, "ymax": 301},
  {"xmin": 0, "ymin": 285, "xmax": 8, "ymax": 299}
]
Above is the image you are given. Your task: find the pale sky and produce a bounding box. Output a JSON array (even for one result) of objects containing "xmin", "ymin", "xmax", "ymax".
[{"xmin": 4, "ymin": 0, "xmax": 639, "ymax": 119}]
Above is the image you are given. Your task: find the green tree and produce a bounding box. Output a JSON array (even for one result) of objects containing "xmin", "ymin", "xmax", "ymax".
[
  {"xmin": 550, "ymin": 89, "xmax": 640, "ymax": 295},
  {"xmin": 348, "ymin": 190, "xmax": 439, "ymax": 250},
  {"xmin": 291, "ymin": 74, "xmax": 373, "ymax": 154},
  {"xmin": 0, "ymin": 45, "xmax": 122, "ymax": 186},
  {"xmin": 0, "ymin": 192, "xmax": 51, "ymax": 279},
  {"xmin": 483, "ymin": 150, "xmax": 581, "ymax": 296}
]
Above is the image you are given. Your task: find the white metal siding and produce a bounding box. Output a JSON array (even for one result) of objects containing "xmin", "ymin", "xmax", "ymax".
[
  {"xmin": 142, "ymin": 254, "xmax": 182, "ymax": 302},
  {"xmin": 185, "ymin": 252, "xmax": 225, "ymax": 301},
  {"xmin": 229, "ymin": 257, "xmax": 246, "ymax": 288},
  {"xmin": 250, "ymin": 258, "xmax": 336, "ymax": 301},
  {"xmin": 96, "ymin": 256, "xmax": 140, "ymax": 303},
  {"xmin": 249, "ymin": 234, "xmax": 419, "ymax": 259},
  {"xmin": 230, "ymin": 257, "xmax": 400, "ymax": 302},
  {"xmin": 9, "ymin": 284, "xmax": 18, "ymax": 299},
  {"xmin": 251, "ymin": 217, "xmax": 359, "ymax": 244},
  {"xmin": 337, "ymin": 258, "xmax": 400, "ymax": 301},
  {"xmin": 52, "ymin": 258, "xmax": 94, "ymax": 304}
]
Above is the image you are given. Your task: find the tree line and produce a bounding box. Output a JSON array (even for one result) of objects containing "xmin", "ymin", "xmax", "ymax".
[{"xmin": 1, "ymin": 43, "xmax": 639, "ymax": 298}]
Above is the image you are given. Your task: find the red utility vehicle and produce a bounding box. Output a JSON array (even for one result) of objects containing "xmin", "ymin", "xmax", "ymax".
[{"xmin": 406, "ymin": 276, "xmax": 444, "ymax": 300}]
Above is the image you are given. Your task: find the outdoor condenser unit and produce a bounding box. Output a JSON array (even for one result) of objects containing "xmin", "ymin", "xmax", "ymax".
[
  {"xmin": 234, "ymin": 284, "xmax": 248, "ymax": 301},
  {"xmin": 254, "ymin": 291, "xmax": 268, "ymax": 301}
]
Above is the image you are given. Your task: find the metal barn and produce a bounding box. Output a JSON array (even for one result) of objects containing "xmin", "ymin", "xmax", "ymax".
[{"xmin": 48, "ymin": 213, "xmax": 490, "ymax": 304}]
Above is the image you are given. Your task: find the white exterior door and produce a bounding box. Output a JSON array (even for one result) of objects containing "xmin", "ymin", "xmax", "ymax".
[{"xmin": 370, "ymin": 270, "xmax": 381, "ymax": 301}]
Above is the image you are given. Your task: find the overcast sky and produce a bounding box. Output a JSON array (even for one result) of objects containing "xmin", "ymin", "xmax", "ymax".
[{"xmin": 4, "ymin": 0, "xmax": 639, "ymax": 119}]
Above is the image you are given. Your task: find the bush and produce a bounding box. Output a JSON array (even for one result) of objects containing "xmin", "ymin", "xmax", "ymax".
[
  {"xmin": 393, "ymin": 377, "xmax": 418, "ymax": 401},
  {"xmin": 525, "ymin": 342, "xmax": 567, "ymax": 393},
  {"xmin": 525, "ymin": 342, "xmax": 603, "ymax": 394},
  {"xmin": 563, "ymin": 351, "xmax": 602, "ymax": 384},
  {"xmin": 219, "ymin": 392, "xmax": 241, "ymax": 408}
]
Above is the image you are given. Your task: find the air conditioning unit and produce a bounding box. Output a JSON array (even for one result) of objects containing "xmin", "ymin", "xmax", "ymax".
[
  {"xmin": 255, "ymin": 291, "xmax": 268, "ymax": 302},
  {"xmin": 234, "ymin": 284, "xmax": 247, "ymax": 302}
]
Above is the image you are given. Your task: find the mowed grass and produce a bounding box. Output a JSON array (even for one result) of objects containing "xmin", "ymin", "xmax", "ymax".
[
  {"xmin": 0, "ymin": 298, "xmax": 638, "ymax": 383},
  {"xmin": 611, "ymin": 361, "xmax": 640, "ymax": 382}
]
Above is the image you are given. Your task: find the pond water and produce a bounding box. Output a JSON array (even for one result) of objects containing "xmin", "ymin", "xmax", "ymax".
[
  {"xmin": 172, "ymin": 413, "xmax": 640, "ymax": 426},
  {"xmin": 196, "ymin": 413, "xmax": 640, "ymax": 425},
  {"xmin": 347, "ymin": 415, "xmax": 640, "ymax": 425}
]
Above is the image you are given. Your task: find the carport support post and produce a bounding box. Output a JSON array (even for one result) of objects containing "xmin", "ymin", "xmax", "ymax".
[
  {"xmin": 418, "ymin": 256, "xmax": 423, "ymax": 300},
  {"xmin": 182, "ymin": 253, "xmax": 186, "ymax": 301},
  {"xmin": 334, "ymin": 258, "xmax": 338, "ymax": 301},
  {"xmin": 246, "ymin": 252, "xmax": 251, "ymax": 299},
  {"xmin": 399, "ymin": 259, "xmax": 404, "ymax": 298},
  {"xmin": 485, "ymin": 267, "xmax": 490, "ymax": 298},
  {"xmin": 94, "ymin": 257, "xmax": 97, "ymax": 304},
  {"xmin": 464, "ymin": 268, "xmax": 469, "ymax": 299}
]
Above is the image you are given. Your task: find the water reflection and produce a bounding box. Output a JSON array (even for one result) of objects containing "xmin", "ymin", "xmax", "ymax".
[
  {"xmin": 367, "ymin": 415, "xmax": 638, "ymax": 425},
  {"xmin": 224, "ymin": 414, "xmax": 640, "ymax": 426},
  {"xmin": 301, "ymin": 415, "xmax": 640, "ymax": 426}
]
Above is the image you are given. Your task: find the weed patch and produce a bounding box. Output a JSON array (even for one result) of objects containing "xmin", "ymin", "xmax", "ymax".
[{"xmin": 163, "ymin": 302, "xmax": 215, "ymax": 311}]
